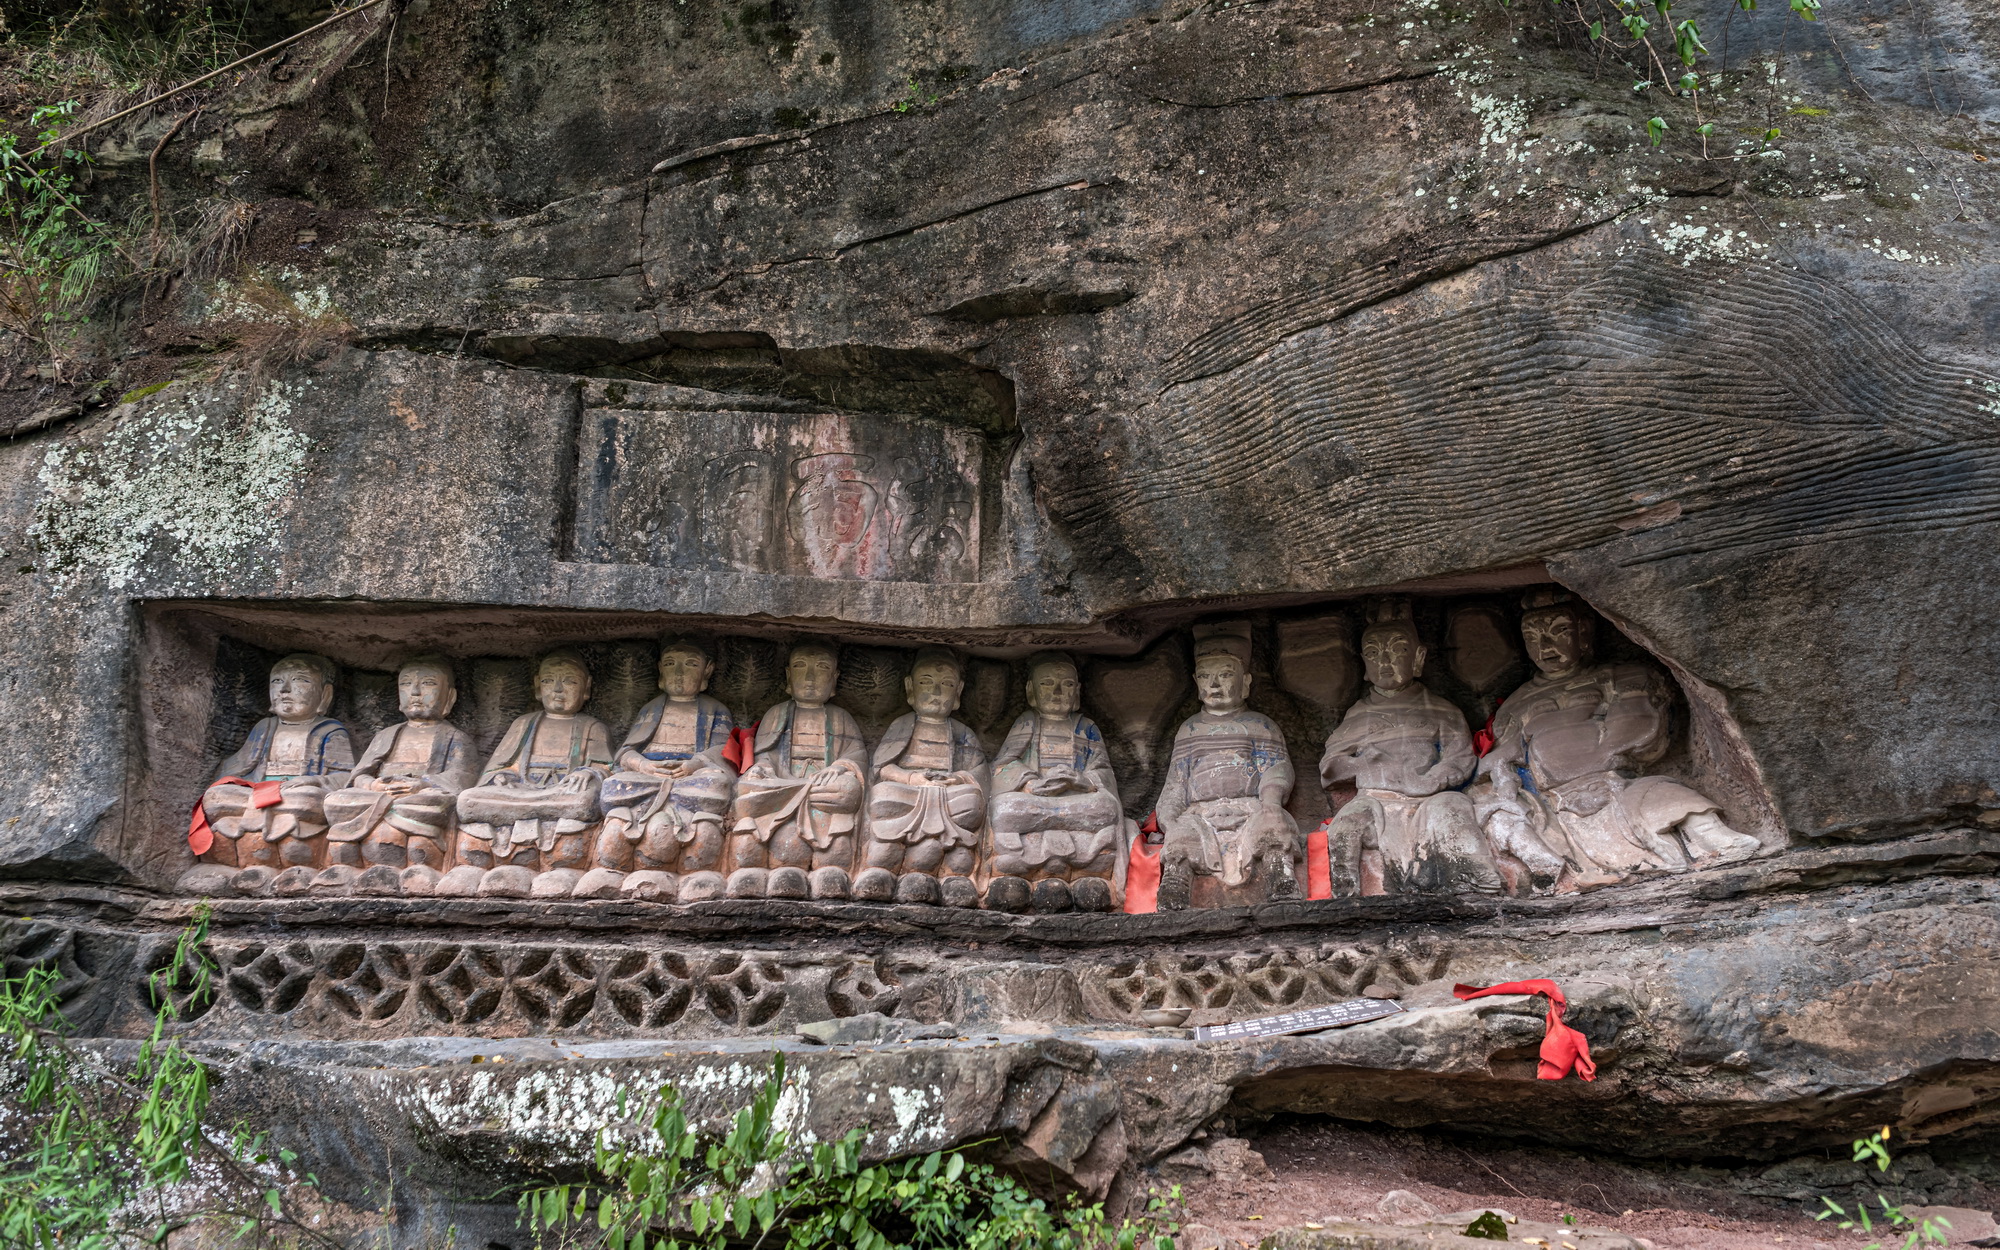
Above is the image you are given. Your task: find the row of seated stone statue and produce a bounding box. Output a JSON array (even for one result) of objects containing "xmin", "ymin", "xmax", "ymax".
[{"xmin": 178, "ymin": 590, "xmax": 1763, "ymax": 910}]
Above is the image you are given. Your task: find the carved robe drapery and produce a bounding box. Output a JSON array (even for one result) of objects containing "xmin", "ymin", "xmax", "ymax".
[
  {"xmin": 324, "ymin": 721, "xmax": 479, "ymax": 846},
  {"xmin": 1157, "ymin": 710, "xmax": 1296, "ymax": 889},
  {"xmin": 601, "ymin": 693, "xmax": 737, "ymax": 840},
  {"xmin": 456, "ymin": 712, "xmax": 616, "ymax": 857},
  {"xmin": 867, "ymin": 714, "xmax": 988, "ymax": 849},
  {"xmin": 732, "ymin": 701, "xmax": 867, "ymax": 851},
  {"xmin": 1319, "ymin": 686, "xmax": 1500, "ymax": 895},
  {"xmin": 202, "ymin": 717, "xmax": 355, "ymax": 843},
  {"xmin": 988, "ymin": 712, "xmax": 1123, "ymax": 870}
]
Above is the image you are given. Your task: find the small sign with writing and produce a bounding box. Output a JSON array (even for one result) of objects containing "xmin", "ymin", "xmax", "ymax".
[{"xmin": 1192, "ymin": 998, "xmax": 1405, "ymax": 1041}]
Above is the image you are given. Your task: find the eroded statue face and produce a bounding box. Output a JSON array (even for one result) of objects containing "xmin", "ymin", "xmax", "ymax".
[
  {"xmin": 906, "ymin": 661, "xmax": 963, "ymax": 719},
  {"xmin": 1027, "ymin": 660, "xmax": 1081, "ymax": 718},
  {"xmin": 1521, "ymin": 609, "xmax": 1587, "ymax": 678},
  {"xmin": 269, "ymin": 662, "xmax": 330, "ymax": 722},
  {"xmin": 398, "ymin": 664, "xmax": 456, "ymax": 721},
  {"xmin": 658, "ymin": 646, "xmax": 713, "ymax": 701},
  {"xmin": 537, "ymin": 662, "xmax": 591, "ymax": 715},
  {"xmin": 787, "ymin": 647, "xmax": 838, "ymax": 707},
  {"xmin": 1194, "ymin": 655, "xmax": 1250, "ymax": 715},
  {"xmin": 1361, "ymin": 627, "xmax": 1424, "ymax": 694}
]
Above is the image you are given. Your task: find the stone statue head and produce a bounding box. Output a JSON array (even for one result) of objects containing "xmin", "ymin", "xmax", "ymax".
[
  {"xmin": 1192, "ymin": 634, "xmax": 1251, "ymax": 715},
  {"xmin": 905, "ymin": 647, "xmax": 964, "ymax": 720},
  {"xmin": 657, "ymin": 637, "xmax": 715, "ymax": 701},
  {"xmin": 1024, "ymin": 652, "xmax": 1081, "ymax": 718},
  {"xmin": 785, "ymin": 641, "xmax": 839, "ymax": 708},
  {"xmin": 1360, "ymin": 600, "xmax": 1425, "ymax": 694},
  {"xmin": 1519, "ymin": 589, "xmax": 1594, "ymax": 678},
  {"xmin": 269, "ymin": 653, "xmax": 336, "ymax": 722},
  {"xmin": 536, "ymin": 650, "xmax": 593, "ymax": 716},
  {"xmin": 397, "ymin": 655, "xmax": 458, "ymax": 722}
]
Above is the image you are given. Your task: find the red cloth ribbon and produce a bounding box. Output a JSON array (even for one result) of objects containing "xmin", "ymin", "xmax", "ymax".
[
  {"xmin": 1306, "ymin": 822, "xmax": 1333, "ymax": 900},
  {"xmin": 1453, "ymin": 980, "xmax": 1596, "ymax": 1081},
  {"xmin": 721, "ymin": 724, "xmax": 757, "ymax": 773},
  {"xmin": 1123, "ymin": 813, "xmax": 1162, "ymax": 913},
  {"xmin": 188, "ymin": 777, "xmax": 284, "ymax": 857},
  {"xmin": 1472, "ymin": 695, "xmax": 1505, "ymax": 757}
]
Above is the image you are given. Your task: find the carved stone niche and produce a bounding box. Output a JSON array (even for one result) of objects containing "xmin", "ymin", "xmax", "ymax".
[{"xmin": 135, "ymin": 586, "xmax": 1784, "ymax": 910}]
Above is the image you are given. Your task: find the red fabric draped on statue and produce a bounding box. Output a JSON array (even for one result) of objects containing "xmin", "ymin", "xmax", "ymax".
[
  {"xmin": 1453, "ymin": 980, "xmax": 1596, "ymax": 1081},
  {"xmin": 1123, "ymin": 813, "xmax": 1162, "ymax": 913},
  {"xmin": 187, "ymin": 777, "xmax": 284, "ymax": 857},
  {"xmin": 1306, "ymin": 822, "xmax": 1332, "ymax": 899},
  {"xmin": 721, "ymin": 724, "xmax": 757, "ymax": 773}
]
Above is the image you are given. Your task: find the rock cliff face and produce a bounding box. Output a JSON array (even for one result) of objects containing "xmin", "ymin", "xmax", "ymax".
[{"xmin": 0, "ymin": 0, "xmax": 1996, "ymax": 1232}]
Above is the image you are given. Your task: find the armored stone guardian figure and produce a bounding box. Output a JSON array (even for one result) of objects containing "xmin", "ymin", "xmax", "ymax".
[
  {"xmin": 986, "ymin": 653, "xmax": 1127, "ymax": 913},
  {"xmin": 320, "ymin": 656, "xmax": 478, "ymax": 897},
  {"xmin": 1319, "ymin": 603, "xmax": 1503, "ymax": 897},
  {"xmin": 449, "ymin": 650, "xmax": 614, "ymax": 898},
  {"xmin": 1156, "ymin": 634, "xmax": 1300, "ymax": 910},
  {"xmin": 1476, "ymin": 589, "xmax": 1762, "ymax": 890},
  {"xmin": 856, "ymin": 648, "xmax": 988, "ymax": 908},
  {"xmin": 186, "ymin": 653, "xmax": 354, "ymax": 895},
  {"xmin": 589, "ymin": 638, "xmax": 739, "ymax": 902},
  {"xmin": 727, "ymin": 642, "xmax": 866, "ymax": 902}
]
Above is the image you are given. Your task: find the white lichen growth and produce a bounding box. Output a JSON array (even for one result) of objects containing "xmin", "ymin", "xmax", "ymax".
[
  {"xmin": 1972, "ymin": 379, "xmax": 2000, "ymax": 418},
  {"xmin": 32, "ymin": 382, "xmax": 313, "ymax": 589},
  {"xmin": 1646, "ymin": 218, "xmax": 1769, "ymax": 266}
]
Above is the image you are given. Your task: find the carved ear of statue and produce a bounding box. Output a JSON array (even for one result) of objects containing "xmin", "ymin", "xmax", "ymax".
[
  {"xmin": 313, "ymin": 678, "xmax": 336, "ymax": 717},
  {"xmin": 440, "ymin": 682, "xmax": 459, "ymax": 718},
  {"xmin": 1411, "ymin": 641, "xmax": 1429, "ymax": 679}
]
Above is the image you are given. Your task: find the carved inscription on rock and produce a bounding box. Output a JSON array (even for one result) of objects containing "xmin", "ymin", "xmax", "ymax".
[{"xmin": 572, "ymin": 406, "xmax": 981, "ymax": 582}]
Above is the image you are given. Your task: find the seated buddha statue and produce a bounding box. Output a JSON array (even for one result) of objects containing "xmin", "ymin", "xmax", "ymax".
[
  {"xmin": 184, "ymin": 652, "xmax": 354, "ymax": 896},
  {"xmin": 1475, "ymin": 589, "xmax": 1763, "ymax": 891},
  {"xmin": 727, "ymin": 641, "xmax": 867, "ymax": 902},
  {"xmin": 449, "ymin": 649, "xmax": 615, "ymax": 898},
  {"xmin": 319, "ymin": 656, "xmax": 478, "ymax": 896},
  {"xmin": 985, "ymin": 653, "xmax": 1127, "ymax": 913},
  {"xmin": 588, "ymin": 638, "xmax": 738, "ymax": 903},
  {"xmin": 856, "ymin": 648, "xmax": 988, "ymax": 908},
  {"xmin": 1318, "ymin": 602, "xmax": 1504, "ymax": 897},
  {"xmin": 1156, "ymin": 634, "xmax": 1300, "ymax": 910}
]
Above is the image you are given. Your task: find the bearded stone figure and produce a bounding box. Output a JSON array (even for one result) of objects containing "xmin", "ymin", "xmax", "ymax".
[
  {"xmin": 586, "ymin": 637, "xmax": 739, "ymax": 903},
  {"xmin": 727, "ymin": 641, "xmax": 867, "ymax": 902},
  {"xmin": 319, "ymin": 656, "xmax": 478, "ymax": 898},
  {"xmin": 985, "ymin": 653, "xmax": 1127, "ymax": 913},
  {"xmin": 183, "ymin": 653, "xmax": 355, "ymax": 896},
  {"xmin": 1156, "ymin": 633, "xmax": 1300, "ymax": 910},
  {"xmin": 448, "ymin": 650, "xmax": 615, "ymax": 898},
  {"xmin": 1318, "ymin": 602, "xmax": 1503, "ymax": 897},
  {"xmin": 1475, "ymin": 589, "xmax": 1763, "ymax": 891},
  {"xmin": 856, "ymin": 647, "xmax": 988, "ymax": 908}
]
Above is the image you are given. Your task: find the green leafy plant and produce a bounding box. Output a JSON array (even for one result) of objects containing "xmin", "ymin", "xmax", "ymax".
[
  {"xmin": 519, "ymin": 1053, "xmax": 1180, "ymax": 1250},
  {"xmin": 1551, "ymin": 0, "xmax": 1824, "ymax": 158},
  {"xmin": 0, "ymin": 98, "xmax": 122, "ymax": 336},
  {"xmin": 1813, "ymin": 1128, "xmax": 1952, "ymax": 1250},
  {"xmin": 0, "ymin": 905, "xmax": 335, "ymax": 1248}
]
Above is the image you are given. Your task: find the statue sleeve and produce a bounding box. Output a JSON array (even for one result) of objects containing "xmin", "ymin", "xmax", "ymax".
[
  {"xmin": 831, "ymin": 708, "xmax": 868, "ymax": 771},
  {"xmin": 583, "ymin": 718, "xmax": 617, "ymax": 772},
  {"xmin": 991, "ymin": 714, "xmax": 1036, "ymax": 794},
  {"xmin": 351, "ymin": 726, "xmax": 398, "ymax": 782},
  {"xmin": 433, "ymin": 726, "xmax": 481, "ymax": 793},
  {"xmin": 1428, "ymin": 700, "xmax": 1477, "ymax": 790},
  {"xmin": 212, "ymin": 719, "xmax": 272, "ymax": 784},
  {"xmin": 479, "ymin": 714, "xmax": 532, "ymax": 783},
  {"xmin": 1079, "ymin": 719, "xmax": 1119, "ymax": 799}
]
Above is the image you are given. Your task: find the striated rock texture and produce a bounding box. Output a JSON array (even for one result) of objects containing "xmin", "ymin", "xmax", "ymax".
[{"xmin": 0, "ymin": 0, "xmax": 1996, "ymax": 1232}]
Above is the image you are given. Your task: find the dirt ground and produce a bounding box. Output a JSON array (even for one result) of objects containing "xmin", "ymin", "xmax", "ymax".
[{"xmin": 1166, "ymin": 1119, "xmax": 2000, "ymax": 1249}]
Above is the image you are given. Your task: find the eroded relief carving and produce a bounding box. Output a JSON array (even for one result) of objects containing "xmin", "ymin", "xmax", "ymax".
[
  {"xmin": 171, "ymin": 589, "xmax": 1773, "ymax": 910},
  {"xmin": 1475, "ymin": 589, "xmax": 1762, "ymax": 891},
  {"xmin": 572, "ymin": 407, "xmax": 980, "ymax": 582}
]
